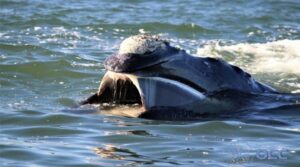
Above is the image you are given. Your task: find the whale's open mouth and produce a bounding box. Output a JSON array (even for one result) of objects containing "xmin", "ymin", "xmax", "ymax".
[
  {"xmin": 96, "ymin": 71, "xmax": 142, "ymax": 105},
  {"xmin": 88, "ymin": 71, "xmax": 207, "ymax": 114}
]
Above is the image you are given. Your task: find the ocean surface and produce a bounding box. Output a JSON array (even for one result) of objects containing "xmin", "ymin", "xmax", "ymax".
[{"xmin": 1, "ymin": 0, "xmax": 300, "ymax": 166}]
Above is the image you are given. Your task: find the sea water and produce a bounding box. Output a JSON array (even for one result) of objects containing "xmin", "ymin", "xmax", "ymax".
[{"xmin": 1, "ymin": 0, "xmax": 299, "ymax": 166}]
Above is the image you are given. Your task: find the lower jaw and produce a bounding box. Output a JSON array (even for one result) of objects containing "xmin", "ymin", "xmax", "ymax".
[
  {"xmin": 97, "ymin": 102, "xmax": 198, "ymax": 120},
  {"xmin": 98, "ymin": 103, "xmax": 145, "ymax": 118}
]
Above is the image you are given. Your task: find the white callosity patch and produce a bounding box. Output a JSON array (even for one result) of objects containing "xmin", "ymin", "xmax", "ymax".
[
  {"xmin": 118, "ymin": 34, "xmax": 167, "ymax": 55},
  {"xmin": 196, "ymin": 40, "xmax": 300, "ymax": 74}
]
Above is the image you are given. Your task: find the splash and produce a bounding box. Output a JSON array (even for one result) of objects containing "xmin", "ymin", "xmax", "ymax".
[{"xmin": 197, "ymin": 39, "xmax": 300, "ymax": 74}]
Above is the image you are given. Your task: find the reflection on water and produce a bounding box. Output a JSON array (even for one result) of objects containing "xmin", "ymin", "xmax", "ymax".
[
  {"xmin": 94, "ymin": 145, "xmax": 124, "ymax": 160},
  {"xmin": 94, "ymin": 144, "xmax": 180, "ymax": 165}
]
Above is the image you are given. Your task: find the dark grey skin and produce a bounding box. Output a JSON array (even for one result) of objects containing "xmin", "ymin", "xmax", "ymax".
[{"xmin": 81, "ymin": 42, "xmax": 300, "ymax": 120}]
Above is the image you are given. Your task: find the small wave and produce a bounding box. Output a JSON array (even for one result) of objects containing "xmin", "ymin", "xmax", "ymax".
[
  {"xmin": 71, "ymin": 62, "xmax": 101, "ymax": 67},
  {"xmin": 0, "ymin": 43, "xmax": 57, "ymax": 54},
  {"xmin": 90, "ymin": 22, "xmax": 218, "ymax": 35},
  {"xmin": 197, "ymin": 39, "xmax": 300, "ymax": 74}
]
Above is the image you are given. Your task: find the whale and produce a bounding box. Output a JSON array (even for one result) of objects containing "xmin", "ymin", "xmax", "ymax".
[{"xmin": 81, "ymin": 35, "xmax": 300, "ymax": 120}]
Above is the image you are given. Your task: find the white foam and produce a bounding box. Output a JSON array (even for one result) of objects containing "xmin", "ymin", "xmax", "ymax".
[
  {"xmin": 34, "ymin": 26, "xmax": 42, "ymax": 31},
  {"xmin": 196, "ymin": 39, "xmax": 300, "ymax": 74},
  {"xmin": 71, "ymin": 62, "xmax": 100, "ymax": 67}
]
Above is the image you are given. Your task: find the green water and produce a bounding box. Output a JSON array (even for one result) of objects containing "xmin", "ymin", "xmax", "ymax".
[{"xmin": 1, "ymin": 0, "xmax": 300, "ymax": 166}]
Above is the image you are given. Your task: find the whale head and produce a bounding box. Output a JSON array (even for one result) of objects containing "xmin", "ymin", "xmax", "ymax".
[{"xmin": 82, "ymin": 35, "xmax": 277, "ymax": 119}]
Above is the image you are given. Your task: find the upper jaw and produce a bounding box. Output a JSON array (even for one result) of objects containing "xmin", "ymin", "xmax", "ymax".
[{"xmin": 103, "ymin": 44, "xmax": 180, "ymax": 73}]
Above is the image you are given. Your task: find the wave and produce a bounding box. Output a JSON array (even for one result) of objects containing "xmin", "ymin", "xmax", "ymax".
[{"xmin": 197, "ymin": 39, "xmax": 300, "ymax": 74}]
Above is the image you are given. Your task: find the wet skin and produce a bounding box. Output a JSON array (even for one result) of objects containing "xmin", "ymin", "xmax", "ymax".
[{"xmin": 81, "ymin": 43, "xmax": 300, "ymax": 120}]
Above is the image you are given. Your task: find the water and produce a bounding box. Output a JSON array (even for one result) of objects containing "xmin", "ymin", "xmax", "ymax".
[{"xmin": 1, "ymin": 0, "xmax": 300, "ymax": 166}]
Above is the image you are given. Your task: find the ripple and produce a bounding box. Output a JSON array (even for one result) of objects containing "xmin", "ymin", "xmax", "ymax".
[{"xmin": 1, "ymin": 0, "xmax": 300, "ymax": 166}]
